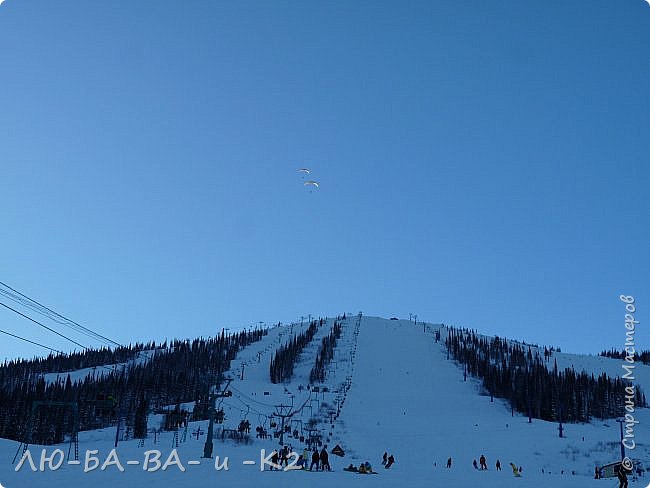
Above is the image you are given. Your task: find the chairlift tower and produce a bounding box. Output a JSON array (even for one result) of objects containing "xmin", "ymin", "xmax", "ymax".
[{"xmin": 202, "ymin": 378, "xmax": 232, "ymax": 459}]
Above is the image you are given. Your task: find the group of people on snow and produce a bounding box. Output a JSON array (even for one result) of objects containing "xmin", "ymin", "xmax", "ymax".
[
  {"xmin": 381, "ymin": 452, "xmax": 395, "ymax": 469},
  {"xmin": 446, "ymin": 456, "xmax": 517, "ymax": 476},
  {"xmin": 309, "ymin": 446, "xmax": 331, "ymax": 471}
]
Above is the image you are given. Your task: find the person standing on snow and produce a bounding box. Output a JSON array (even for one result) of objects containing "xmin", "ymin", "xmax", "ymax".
[
  {"xmin": 385, "ymin": 454, "xmax": 395, "ymax": 469},
  {"xmin": 479, "ymin": 454, "xmax": 487, "ymax": 470},
  {"xmin": 446, "ymin": 457, "xmax": 452, "ymax": 468},
  {"xmin": 270, "ymin": 450, "xmax": 279, "ymax": 470},
  {"xmin": 310, "ymin": 449, "xmax": 320, "ymax": 471},
  {"xmin": 496, "ymin": 459, "xmax": 501, "ymax": 471},
  {"xmin": 320, "ymin": 446, "xmax": 331, "ymax": 471},
  {"xmin": 617, "ymin": 465, "xmax": 629, "ymax": 488},
  {"xmin": 382, "ymin": 452, "xmax": 388, "ymax": 465}
]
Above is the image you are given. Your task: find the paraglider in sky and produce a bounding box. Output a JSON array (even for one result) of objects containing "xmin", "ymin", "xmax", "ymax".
[
  {"xmin": 304, "ymin": 180, "xmax": 319, "ymax": 193},
  {"xmin": 297, "ymin": 168, "xmax": 311, "ymax": 174}
]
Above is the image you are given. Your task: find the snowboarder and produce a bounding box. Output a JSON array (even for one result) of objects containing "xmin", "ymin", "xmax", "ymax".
[
  {"xmin": 473, "ymin": 459, "xmax": 479, "ymax": 470},
  {"xmin": 446, "ymin": 457, "xmax": 452, "ymax": 469},
  {"xmin": 617, "ymin": 465, "xmax": 629, "ymax": 488},
  {"xmin": 385, "ymin": 454, "xmax": 395, "ymax": 469},
  {"xmin": 320, "ymin": 447, "xmax": 331, "ymax": 471},
  {"xmin": 382, "ymin": 452, "xmax": 388, "ymax": 465},
  {"xmin": 510, "ymin": 463, "xmax": 521, "ymax": 477},
  {"xmin": 496, "ymin": 459, "xmax": 501, "ymax": 471},
  {"xmin": 479, "ymin": 454, "xmax": 487, "ymax": 470},
  {"xmin": 310, "ymin": 449, "xmax": 320, "ymax": 471}
]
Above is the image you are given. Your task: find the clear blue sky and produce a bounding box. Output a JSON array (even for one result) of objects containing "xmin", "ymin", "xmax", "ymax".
[{"xmin": 1, "ymin": 0, "xmax": 648, "ymax": 361}]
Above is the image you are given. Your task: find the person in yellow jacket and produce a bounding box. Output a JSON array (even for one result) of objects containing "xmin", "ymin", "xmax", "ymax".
[{"xmin": 510, "ymin": 462, "xmax": 521, "ymax": 477}]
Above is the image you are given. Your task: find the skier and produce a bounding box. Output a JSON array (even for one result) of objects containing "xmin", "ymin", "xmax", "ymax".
[
  {"xmin": 310, "ymin": 449, "xmax": 320, "ymax": 471},
  {"xmin": 617, "ymin": 465, "xmax": 629, "ymax": 488},
  {"xmin": 473, "ymin": 459, "xmax": 479, "ymax": 470},
  {"xmin": 496, "ymin": 459, "xmax": 501, "ymax": 471},
  {"xmin": 479, "ymin": 454, "xmax": 487, "ymax": 470},
  {"xmin": 385, "ymin": 454, "xmax": 395, "ymax": 469},
  {"xmin": 320, "ymin": 447, "xmax": 331, "ymax": 471},
  {"xmin": 382, "ymin": 452, "xmax": 388, "ymax": 465},
  {"xmin": 446, "ymin": 457, "xmax": 452, "ymax": 469}
]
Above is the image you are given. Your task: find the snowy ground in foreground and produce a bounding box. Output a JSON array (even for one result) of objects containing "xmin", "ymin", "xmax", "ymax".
[{"xmin": 1, "ymin": 316, "xmax": 648, "ymax": 487}]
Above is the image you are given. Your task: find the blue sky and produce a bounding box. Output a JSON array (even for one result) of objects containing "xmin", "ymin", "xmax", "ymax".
[{"xmin": 0, "ymin": 0, "xmax": 648, "ymax": 361}]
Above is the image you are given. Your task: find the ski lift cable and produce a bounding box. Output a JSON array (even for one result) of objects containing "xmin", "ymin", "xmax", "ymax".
[
  {"xmin": 229, "ymin": 393, "xmax": 268, "ymax": 416},
  {"xmin": 229, "ymin": 385, "xmax": 277, "ymax": 408}
]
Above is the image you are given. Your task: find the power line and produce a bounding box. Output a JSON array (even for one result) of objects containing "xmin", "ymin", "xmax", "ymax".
[
  {"xmin": 0, "ymin": 281, "xmax": 121, "ymax": 347},
  {"xmin": 0, "ymin": 329, "xmax": 64, "ymax": 354},
  {"xmin": 0, "ymin": 301, "xmax": 87, "ymax": 350}
]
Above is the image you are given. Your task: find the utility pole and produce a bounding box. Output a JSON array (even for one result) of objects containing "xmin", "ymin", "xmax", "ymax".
[
  {"xmin": 114, "ymin": 406, "xmax": 125, "ymax": 448},
  {"xmin": 203, "ymin": 378, "xmax": 232, "ymax": 459},
  {"xmin": 616, "ymin": 418, "xmax": 626, "ymax": 461}
]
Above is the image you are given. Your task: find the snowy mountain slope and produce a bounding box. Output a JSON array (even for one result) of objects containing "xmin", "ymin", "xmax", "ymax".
[
  {"xmin": 1, "ymin": 316, "xmax": 648, "ymax": 488},
  {"xmin": 41, "ymin": 348, "xmax": 161, "ymax": 385}
]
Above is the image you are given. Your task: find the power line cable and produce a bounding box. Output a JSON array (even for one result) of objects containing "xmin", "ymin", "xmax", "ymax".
[
  {"xmin": 0, "ymin": 328, "xmax": 64, "ymax": 354},
  {"xmin": 0, "ymin": 301, "xmax": 87, "ymax": 350},
  {"xmin": 0, "ymin": 287, "xmax": 112, "ymax": 345},
  {"xmin": 0, "ymin": 281, "xmax": 121, "ymax": 347}
]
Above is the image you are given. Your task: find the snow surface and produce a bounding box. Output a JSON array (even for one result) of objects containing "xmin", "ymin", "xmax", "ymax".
[{"xmin": 1, "ymin": 316, "xmax": 648, "ymax": 487}]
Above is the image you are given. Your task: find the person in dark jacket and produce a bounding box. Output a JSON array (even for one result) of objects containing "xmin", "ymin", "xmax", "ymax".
[
  {"xmin": 382, "ymin": 452, "xmax": 388, "ymax": 465},
  {"xmin": 280, "ymin": 446, "xmax": 289, "ymax": 466},
  {"xmin": 320, "ymin": 447, "xmax": 331, "ymax": 471},
  {"xmin": 496, "ymin": 459, "xmax": 501, "ymax": 471},
  {"xmin": 617, "ymin": 465, "xmax": 629, "ymax": 488},
  {"xmin": 270, "ymin": 451, "xmax": 279, "ymax": 470},
  {"xmin": 446, "ymin": 457, "xmax": 452, "ymax": 468},
  {"xmin": 310, "ymin": 449, "xmax": 320, "ymax": 471},
  {"xmin": 385, "ymin": 454, "xmax": 395, "ymax": 469}
]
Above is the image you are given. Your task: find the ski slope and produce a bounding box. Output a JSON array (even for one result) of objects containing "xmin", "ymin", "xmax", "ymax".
[{"xmin": 1, "ymin": 316, "xmax": 648, "ymax": 487}]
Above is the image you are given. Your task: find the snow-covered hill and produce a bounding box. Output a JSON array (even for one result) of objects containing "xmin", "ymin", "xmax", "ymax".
[{"xmin": 1, "ymin": 316, "xmax": 648, "ymax": 487}]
